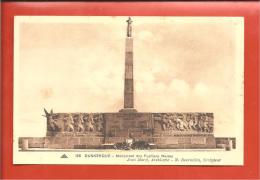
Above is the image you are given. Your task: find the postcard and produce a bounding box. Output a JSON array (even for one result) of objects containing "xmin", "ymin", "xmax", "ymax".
[{"xmin": 13, "ymin": 16, "xmax": 244, "ymax": 165}]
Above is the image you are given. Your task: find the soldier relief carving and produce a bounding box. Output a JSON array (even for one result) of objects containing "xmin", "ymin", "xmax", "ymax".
[
  {"xmin": 153, "ymin": 113, "xmax": 213, "ymax": 133},
  {"xmin": 44, "ymin": 109, "xmax": 104, "ymax": 133}
]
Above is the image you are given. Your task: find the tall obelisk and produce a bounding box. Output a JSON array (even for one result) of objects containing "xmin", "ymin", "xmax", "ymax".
[{"xmin": 121, "ymin": 17, "xmax": 137, "ymax": 112}]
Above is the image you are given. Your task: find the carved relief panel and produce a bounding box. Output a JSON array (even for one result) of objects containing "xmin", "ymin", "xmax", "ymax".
[{"xmin": 152, "ymin": 113, "xmax": 214, "ymax": 133}]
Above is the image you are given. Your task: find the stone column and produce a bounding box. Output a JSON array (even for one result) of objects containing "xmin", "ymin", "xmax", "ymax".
[
  {"xmin": 124, "ymin": 36, "xmax": 134, "ymax": 109},
  {"xmin": 120, "ymin": 17, "xmax": 137, "ymax": 113}
]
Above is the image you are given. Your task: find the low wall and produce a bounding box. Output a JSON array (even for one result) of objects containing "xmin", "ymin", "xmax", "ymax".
[
  {"xmin": 18, "ymin": 137, "xmax": 46, "ymax": 148},
  {"xmin": 153, "ymin": 135, "xmax": 216, "ymax": 149}
]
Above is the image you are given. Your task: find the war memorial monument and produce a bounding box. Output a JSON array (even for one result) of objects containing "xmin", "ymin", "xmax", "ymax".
[{"xmin": 19, "ymin": 17, "xmax": 236, "ymax": 151}]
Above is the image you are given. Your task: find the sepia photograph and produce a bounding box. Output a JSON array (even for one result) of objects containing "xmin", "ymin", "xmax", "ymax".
[{"xmin": 13, "ymin": 16, "xmax": 244, "ymax": 165}]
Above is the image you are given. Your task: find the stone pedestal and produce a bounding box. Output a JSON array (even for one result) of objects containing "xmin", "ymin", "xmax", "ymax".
[{"xmin": 119, "ymin": 108, "xmax": 137, "ymax": 113}]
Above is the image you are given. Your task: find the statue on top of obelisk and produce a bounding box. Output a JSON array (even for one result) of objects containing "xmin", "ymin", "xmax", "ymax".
[{"xmin": 126, "ymin": 17, "xmax": 133, "ymax": 37}]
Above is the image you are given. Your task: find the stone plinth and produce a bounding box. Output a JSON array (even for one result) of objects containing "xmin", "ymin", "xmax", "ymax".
[{"xmin": 119, "ymin": 108, "xmax": 137, "ymax": 113}]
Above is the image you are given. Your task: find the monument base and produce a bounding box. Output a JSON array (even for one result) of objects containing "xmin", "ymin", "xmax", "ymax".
[
  {"xmin": 18, "ymin": 136, "xmax": 234, "ymax": 150},
  {"xmin": 18, "ymin": 112, "xmax": 235, "ymax": 150},
  {"xmin": 119, "ymin": 108, "xmax": 138, "ymax": 113}
]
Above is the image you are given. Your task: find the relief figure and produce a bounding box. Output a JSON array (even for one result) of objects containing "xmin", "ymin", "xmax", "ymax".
[
  {"xmin": 85, "ymin": 113, "xmax": 94, "ymax": 132},
  {"xmin": 96, "ymin": 114, "xmax": 104, "ymax": 132},
  {"xmin": 64, "ymin": 114, "xmax": 74, "ymax": 132},
  {"xmin": 44, "ymin": 108, "xmax": 60, "ymax": 132},
  {"xmin": 76, "ymin": 114, "xmax": 85, "ymax": 133}
]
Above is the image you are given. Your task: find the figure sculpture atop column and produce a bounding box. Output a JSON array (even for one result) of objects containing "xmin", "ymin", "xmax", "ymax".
[{"xmin": 126, "ymin": 17, "xmax": 133, "ymax": 37}]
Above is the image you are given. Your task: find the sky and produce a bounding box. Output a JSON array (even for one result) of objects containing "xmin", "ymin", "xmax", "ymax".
[{"xmin": 14, "ymin": 16, "xmax": 244, "ymax": 137}]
